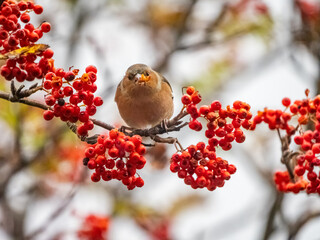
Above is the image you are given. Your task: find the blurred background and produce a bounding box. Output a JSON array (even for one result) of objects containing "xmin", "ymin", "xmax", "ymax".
[{"xmin": 0, "ymin": 0, "xmax": 320, "ymax": 239}]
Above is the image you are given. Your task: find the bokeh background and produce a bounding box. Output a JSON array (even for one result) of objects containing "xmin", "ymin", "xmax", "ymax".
[{"xmin": 0, "ymin": 0, "xmax": 320, "ymax": 239}]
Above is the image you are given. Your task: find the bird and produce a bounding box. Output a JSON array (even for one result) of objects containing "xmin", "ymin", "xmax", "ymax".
[{"xmin": 115, "ymin": 64, "xmax": 174, "ymax": 129}]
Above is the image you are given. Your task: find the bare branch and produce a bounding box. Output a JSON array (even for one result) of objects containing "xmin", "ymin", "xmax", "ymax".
[
  {"xmin": 262, "ymin": 192, "xmax": 284, "ymax": 240},
  {"xmin": 154, "ymin": 0, "xmax": 199, "ymax": 72},
  {"xmin": 288, "ymin": 210, "xmax": 320, "ymax": 240},
  {"xmin": 0, "ymin": 89, "xmax": 49, "ymax": 110},
  {"xmin": 0, "ymin": 87, "xmax": 189, "ymax": 145}
]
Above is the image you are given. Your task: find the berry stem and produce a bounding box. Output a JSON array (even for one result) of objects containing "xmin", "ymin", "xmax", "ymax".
[{"xmin": 276, "ymin": 129, "xmax": 296, "ymax": 182}]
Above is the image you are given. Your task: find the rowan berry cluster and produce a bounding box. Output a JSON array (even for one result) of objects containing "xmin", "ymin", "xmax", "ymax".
[
  {"xmin": 0, "ymin": 1, "xmax": 103, "ymax": 136},
  {"xmin": 83, "ymin": 129, "xmax": 146, "ymax": 190},
  {"xmin": 253, "ymin": 93, "xmax": 320, "ymax": 194},
  {"xmin": 174, "ymin": 86, "xmax": 252, "ymax": 190},
  {"xmin": 42, "ymin": 65, "xmax": 103, "ymax": 136},
  {"xmin": 77, "ymin": 214, "xmax": 109, "ymax": 240},
  {"xmin": 0, "ymin": 0, "xmax": 52, "ymax": 82},
  {"xmin": 274, "ymin": 170, "xmax": 308, "ymax": 194},
  {"xmin": 170, "ymin": 144, "xmax": 237, "ymax": 191}
]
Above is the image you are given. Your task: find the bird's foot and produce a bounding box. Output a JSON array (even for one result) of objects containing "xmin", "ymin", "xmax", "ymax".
[
  {"xmin": 160, "ymin": 119, "xmax": 170, "ymax": 133},
  {"xmin": 119, "ymin": 125, "xmax": 134, "ymax": 133}
]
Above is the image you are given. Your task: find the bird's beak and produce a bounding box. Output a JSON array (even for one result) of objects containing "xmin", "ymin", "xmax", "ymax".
[{"xmin": 136, "ymin": 73, "xmax": 151, "ymax": 84}]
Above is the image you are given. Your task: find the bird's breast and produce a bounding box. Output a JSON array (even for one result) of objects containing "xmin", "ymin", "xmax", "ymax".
[{"xmin": 115, "ymin": 86, "xmax": 173, "ymax": 128}]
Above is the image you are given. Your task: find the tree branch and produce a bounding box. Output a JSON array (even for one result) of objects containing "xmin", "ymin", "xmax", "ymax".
[
  {"xmin": 288, "ymin": 210, "xmax": 320, "ymax": 240},
  {"xmin": 0, "ymin": 89, "xmax": 49, "ymax": 110},
  {"xmin": 0, "ymin": 87, "xmax": 190, "ymax": 145},
  {"xmin": 262, "ymin": 192, "xmax": 284, "ymax": 240}
]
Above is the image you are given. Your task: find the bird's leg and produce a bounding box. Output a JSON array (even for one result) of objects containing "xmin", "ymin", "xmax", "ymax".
[
  {"xmin": 119, "ymin": 125, "xmax": 134, "ymax": 133},
  {"xmin": 160, "ymin": 119, "xmax": 170, "ymax": 133}
]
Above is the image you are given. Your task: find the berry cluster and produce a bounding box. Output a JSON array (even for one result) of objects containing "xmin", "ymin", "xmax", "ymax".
[
  {"xmin": 274, "ymin": 170, "xmax": 307, "ymax": 194},
  {"xmin": 83, "ymin": 129, "xmax": 146, "ymax": 190},
  {"xmin": 77, "ymin": 214, "xmax": 109, "ymax": 240},
  {"xmin": 42, "ymin": 65, "xmax": 103, "ymax": 136},
  {"xmin": 0, "ymin": 1, "xmax": 103, "ymax": 136},
  {"xmin": 173, "ymin": 86, "xmax": 252, "ymax": 190},
  {"xmin": 253, "ymin": 93, "xmax": 320, "ymax": 194},
  {"xmin": 170, "ymin": 144, "xmax": 237, "ymax": 191},
  {"xmin": 0, "ymin": 0, "xmax": 53, "ymax": 82}
]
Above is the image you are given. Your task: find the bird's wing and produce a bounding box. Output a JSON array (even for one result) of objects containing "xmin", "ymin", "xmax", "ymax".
[
  {"xmin": 161, "ymin": 76, "xmax": 172, "ymax": 92},
  {"xmin": 160, "ymin": 75, "xmax": 174, "ymax": 99}
]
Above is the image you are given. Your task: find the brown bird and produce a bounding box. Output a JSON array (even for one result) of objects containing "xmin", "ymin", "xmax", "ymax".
[{"xmin": 115, "ymin": 64, "xmax": 174, "ymax": 129}]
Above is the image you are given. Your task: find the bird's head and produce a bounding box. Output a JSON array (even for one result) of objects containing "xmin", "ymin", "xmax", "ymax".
[{"xmin": 121, "ymin": 64, "xmax": 161, "ymax": 93}]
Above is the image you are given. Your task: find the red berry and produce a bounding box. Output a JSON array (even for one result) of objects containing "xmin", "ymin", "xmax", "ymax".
[
  {"xmin": 181, "ymin": 94, "xmax": 192, "ymax": 105},
  {"xmin": 85, "ymin": 147, "xmax": 96, "ymax": 158},
  {"xmin": 135, "ymin": 177, "xmax": 144, "ymax": 187},
  {"xmin": 170, "ymin": 162, "xmax": 180, "ymax": 172},
  {"xmin": 0, "ymin": 29, "xmax": 8, "ymax": 40},
  {"xmin": 93, "ymin": 96, "xmax": 103, "ymax": 106},
  {"xmin": 88, "ymin": 72, "xmax": 97, "ymax": 82},
  {"xmin": 20, "ymin": 12, "xmax": 30, "ymax": 23},
  {"xmin": 33, "ymin": 5, "xmax": 43, "ymax": 14},
  {"xmin": 186, "ymin": 86, "xmax": 195, "ymax": 95},
  {"xmin": 1, "ymin": 6, "xmax": 12, "ymax": 16},
  {"xmin": 63, "ymin": 86, "xmax": 73, "ymax": 96},
  {"xmin": 131, "ymin": 135, "xmax": 142, "ymax": 146},
  {"xmin": 86, "ymin": 105, "xmax": 96, "ymax": 116},
  {"xmin": 189, "ymin": 119, "xmax": 202, "ymax": 131},
  {"xmin": 191, "ymin": 92, "xmax": 202, "ymax": 104},
  {"xmin": 227, "ymin": 164, "xmax": 236, "ymax": 174},
  {"xmin": 108, "ymin": 147, "xmax": 119, "ymax": 158},
  {"xmin": 199, "ymin": 105, "xmax": 210, "ymax": 115},
  {"xmin": 43, "ymin": 110, "xmax": 54, "ymax": 120},
  {"xmin": 1, "ymin": 65, "xmax": 11, "ymax": 78},
  {"xmin": 211, "ymin": 100, "xmax": 222, "ymax": 111},
  {"xmin": 85, "ymin": 65, "xmax": 97, "ymax": 74},
  {"xmin": 91, "ymin": 173, "xmax": 100, "ymax": 182},
  {"xmin": 43, "ymin": 49, "xmax": 54, "ymax": 59},
  {"xmin": 294, "ymin": 135, "xmax": 303, "ymax": 145},
  {"xmin": 45, "ymin": 95, "xmax": 55, "ymax": 106},
  {"xmin": 41, "ymin": 22, "xmax": 51, "ymax": 32},
  {"xmin": 282, "ymin": 97, "xmax": 291, "ymax": 107},
  {"xmin": 124, "ymin": 141, "xmax": 135, "ymax": 152},
  {"xmin": 77, "ymin": 124, "xmax": 88, "ymax": 136},
  {"xmin": 96, "ymin": 155, "xmax": 107, "ymax": 165},
  {"xmin": 18, "ymin": 1, "xmax": 28, "ymax": 11},
  {"xmin": 87, "ymin": 160, "xmax": 96, "ymax": 169},
  {"xmin": 64, "ymin": 71, "xmax": 75, "ymax": 81},
  {"xmin": 196, "ymin": 176, "xmax": 207, "ymax": 188}
]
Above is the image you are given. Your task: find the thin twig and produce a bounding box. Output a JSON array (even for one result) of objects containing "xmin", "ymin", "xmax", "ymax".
[
  {"xmin": 24, "ymin": 187, "xmax": 77, "ymax": 240},
  {"xmin": 288, "ymin": 210, "xmax": 320, "ymax": 240},
  {"xmin": 276, "ymin": 129, "xmax": 296, "ymax": 181},
  {"xmin": 154, "ymin": 0, "xmax": 199, "ymax": 72},
  {"xmin": 0, "ymin": 90, "xmax": 49, "ymax": 110},
  {"xmin": 262, "ymin": 192, "xmax": 284, "ymax": 240}
]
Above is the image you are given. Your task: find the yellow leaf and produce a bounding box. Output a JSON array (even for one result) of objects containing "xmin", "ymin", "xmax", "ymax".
[{"xmin": 0, "ymin": 44, "xmax": 49, "ymax": 60}]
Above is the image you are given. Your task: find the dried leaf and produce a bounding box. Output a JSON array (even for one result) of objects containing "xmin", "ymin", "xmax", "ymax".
[{"xmin": 0, "ymin": 44, "xmax": 49, "ymax": 60}]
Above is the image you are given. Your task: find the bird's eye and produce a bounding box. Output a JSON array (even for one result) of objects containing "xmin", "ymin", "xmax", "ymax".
[
  {"xmin": 128, "ymin": 73, "xmax": 135, "ymax": 80},
  {"xmin": 144, "ymin": 72, "xmax": 149, "ymax": 76}
]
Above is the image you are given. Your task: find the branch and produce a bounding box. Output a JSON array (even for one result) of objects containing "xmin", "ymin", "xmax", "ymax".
[
  {"xmin": 277, "ymin": 129, "xmax": 300, "ymax": 182},
  {"xmin": 24, "ymin": 184, "xmax": 78, "ymax": 240},
  {"xmin": 262, "ymin": 192, "xmax": 284, "ymax": 240},
  {"xmin": 288, "ymin": 210, "xmax": 320, "ymax": 240},
  {"xmin": 154, "ymin": 0, "xmax": 199, "ymax": 72},
  {"xmin": 0, "ymin": 86, "xmax": 190, "ymax": 145},
  {"xmin": 0, "ymin": 88, "xmax": 49, "ymax": 111}
]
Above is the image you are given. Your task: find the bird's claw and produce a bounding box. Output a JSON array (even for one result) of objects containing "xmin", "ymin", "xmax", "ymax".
[
  {"xmin": 160, "ymin": 119, "xmax": 169, "ymax": 133},
  {"xmin": 119, "ymin": 125, "xmax": 134, "ymax": 133}
]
